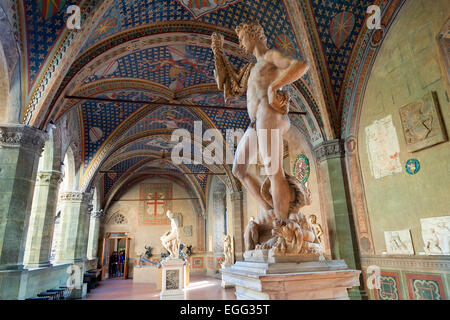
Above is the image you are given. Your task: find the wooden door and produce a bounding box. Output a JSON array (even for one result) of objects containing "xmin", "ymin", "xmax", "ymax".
[
  {"xmin": 123, "ymin": 237, "xmax": 129, "ymax": 279},
  {"xmin": 100, "ymin": 238, "xmax": 111, "ymax": 280}
]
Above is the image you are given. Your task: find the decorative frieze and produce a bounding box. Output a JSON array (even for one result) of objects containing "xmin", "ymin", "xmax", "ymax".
[
  {"xmin": 313, "ymin": 139, "xmax": 345, "ymax": 161},
  {"xmin": 0, "ymin": 124, "xmax": 48, "ymax": 154},
  {"xmin": 360, "ymin": 255, "xmax": 450, "ymax": 272}
]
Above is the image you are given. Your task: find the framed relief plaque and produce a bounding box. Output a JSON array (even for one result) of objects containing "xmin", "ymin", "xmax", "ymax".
[{"xmin": 399, "ymin": 92, "xmax": 447, "ymax": 152}]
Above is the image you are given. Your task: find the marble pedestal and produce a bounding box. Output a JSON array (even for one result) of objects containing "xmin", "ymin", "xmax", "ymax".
[
  {"xmin": 160, "ymin": 259, "xmax": 186, "ymax": 300},
  {"xmin": 221, "ymin": 250, "xmax": 361, "ymax": 300},
  {"xmin": 133, "ymin": 266, "xmax": 162, "ymax": 290},
  {"xmin": 220, "ymin": 263, "xmax": 235, "ymax": 288}
]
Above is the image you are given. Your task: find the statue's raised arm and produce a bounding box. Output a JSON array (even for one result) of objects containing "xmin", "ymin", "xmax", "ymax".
[{"xmin": 211, "ymin": 32, "xmax": 255, "ymax": 101}]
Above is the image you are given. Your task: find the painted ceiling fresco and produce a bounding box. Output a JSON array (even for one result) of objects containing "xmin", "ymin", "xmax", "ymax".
[
  {"xmin": 301, "ymin": 0, "xmax": 375, "ymax": 101},
  {"xmin": 24, "ymin": 0, "xmax": 81, "ymax": 85},
  {"xmin": 19, "ymin": 0, "xmax": 393, "ymax": 201}
]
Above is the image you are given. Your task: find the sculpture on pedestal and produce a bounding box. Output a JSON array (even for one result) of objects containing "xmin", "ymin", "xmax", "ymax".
[
  {"xmin": 222, "ymin": 233, "xmax": 234, "ymax": 267},
  {"xmin": 308, "ymin": 214, "xmax": 324, "ymax": 244},
  {"xmin": 160, "ymin": 210, "xmax": 181, "ymax": 259},
  {"xmin": 212, "ymin": 23, "xmax": 323, "ymax": 259}
]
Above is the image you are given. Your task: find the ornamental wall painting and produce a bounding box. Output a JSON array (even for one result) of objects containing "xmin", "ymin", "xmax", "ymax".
[
  {"xmin": 399, "ymin": 92, "xmax": 447, "ymax": 152},
  {"xmin": 177, "ymin": 0, "xmax": 239, "ymax": 19},
  {"xmin": 191, "ymin": 256, "xmax": 204, "ymax": 269},
  {"xmin": 383, "ymin": 229, "xmax": 415, "ymax": 255},
  {"xmin": 420, "ymin": 216, "xmax": 450, "ymax": 255},
  {"xmin": 406, "ymin": 273, "xmax": 446, "ymax": 300},
  {"xmin": 374, "ymin": 272, "xmax": 402, "ymax": 300},
  {"xmin": 365, "ymin": 115, "xmax": 402, "ymax": 179},
  {"xmin": 293, "ymin": 154, "xmax": 310, "ymax": 184},
  {"xmin": 139, "ymin": 183, "xmax": 172, "ymax": 225}
]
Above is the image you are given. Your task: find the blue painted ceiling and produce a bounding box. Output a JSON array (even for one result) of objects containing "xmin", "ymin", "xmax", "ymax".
[{"xmin": 23, "ymin": 0, "xmax": 379, "ymax": 199}]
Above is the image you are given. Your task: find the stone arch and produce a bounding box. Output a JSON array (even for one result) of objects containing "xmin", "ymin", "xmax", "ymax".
[
  {"xmin": 61, "ymin": 145, "xmax": 77, "ymax": 191},
  {"xmin": 0, "ymin": 4, "xmax": 21, "ymax": 123}
]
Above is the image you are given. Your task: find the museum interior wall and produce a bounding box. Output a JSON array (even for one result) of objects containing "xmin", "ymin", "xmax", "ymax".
[
  {"xmin": 356, "ymin": 0, "xmax": 450, "ymax": 300},
  {"xmin": 102, "ymin": 177, "xmax": 205, "ymax": 278}
]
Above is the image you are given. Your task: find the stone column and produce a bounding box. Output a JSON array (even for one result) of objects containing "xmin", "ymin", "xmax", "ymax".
[
  {"xmin": 0, "ymin": 124, "xmax": 48, "ymax": 270},
  {"xmin": 86, "ymin": 210, "xmax": 103, "ymax": 261},
  {"xmin": 0, "ymin": 124, "xmax": 47, "ymax": 299},
  {"xmin": 24, "ymin": 170, "xmax": 63, "ymax": 268},
  {"xmin": 55, "ymin": 192, "xmax": 92, "ymax": 264},
  {"xmin": 313, "ymin": 139, "xmax": 364, "ymax": 299},
  {"xmin": 229, "ymin": 191, "xmax": 244, "ymax": 261}
]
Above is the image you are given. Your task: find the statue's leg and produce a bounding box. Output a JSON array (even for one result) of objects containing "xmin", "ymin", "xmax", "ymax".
[
  {"xmin": 244, "ymin": 220, "xmax": 259, "ymax": 251},
  {"xmin": 257, "ymin": 115, "xmax": 291, "ymax": 220},
  {"xmin": 233, "ymin": 127, "xmax": 272, "ymax": 210}
]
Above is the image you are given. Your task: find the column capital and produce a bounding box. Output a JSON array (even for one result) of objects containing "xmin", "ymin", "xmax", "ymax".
[
  {"xmin": 313, "ymin": 139, "xmax": 345, "ymax": 161},
  {"xmin": 36, "ymin": 170, "xmax": 63, "ymax": 185},
  {"xmin": 59, "ymin": 191, "xmax": 92, "ymax": 203},
  {"xmin": 0, "ymin": 124, "xmax": 48, "ymax": 155}
]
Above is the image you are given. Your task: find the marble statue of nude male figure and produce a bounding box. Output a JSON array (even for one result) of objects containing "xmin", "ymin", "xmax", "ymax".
[{"xmin": 211, "ymin": 23, "xmax": 309, "ymax": 222}]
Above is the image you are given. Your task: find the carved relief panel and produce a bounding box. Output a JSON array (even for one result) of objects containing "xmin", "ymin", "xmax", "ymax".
[{"xmin": 399, "ymin": 92, "xmax": 447, "ymax": 152}]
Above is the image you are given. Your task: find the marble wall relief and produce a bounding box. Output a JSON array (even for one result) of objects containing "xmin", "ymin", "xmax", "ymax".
[
  {"xmin": 420, "ymin": 216, "xmax": 450, "ymax": 255},
  {"xmin": 399, "ymin": 92, "xmax": 447, "ymax": 152},
  {"xmin": 384, "ymin": 229, "xmax": 415, "ymax": 255}
]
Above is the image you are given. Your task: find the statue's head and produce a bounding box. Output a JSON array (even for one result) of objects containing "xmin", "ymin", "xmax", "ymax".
[
  {"xmin": 235, "ymin": 22, "xmax": 267, "ymax": 53},
  {"xmin": 166, "ymin": 210, "xmax": 173, "ymax": 218},
  {"xmin": 309, "ymin": 214, "xmax": 317, "ymax": 224}
]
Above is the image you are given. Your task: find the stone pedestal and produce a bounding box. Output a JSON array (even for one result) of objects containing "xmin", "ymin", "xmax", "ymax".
[
  {"xmin": 221, "ymin": 252, "xmax": 361, "ymax": 300},
  {"xmin": 160, "ymin": 259, "xmax": 186, "ymax": 300},
  {"xmin": 133, "ymin": 266, "xmax": 161, "ymax": 289},
  {"xmin": 220, "ymin": 263, "xmax": 235, "ymax": 288}
]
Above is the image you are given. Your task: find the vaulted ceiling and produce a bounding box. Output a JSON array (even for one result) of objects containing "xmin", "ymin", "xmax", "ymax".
[{"xmin": 12, "ymin": 0, "xmax": 403, "ymax": 208}]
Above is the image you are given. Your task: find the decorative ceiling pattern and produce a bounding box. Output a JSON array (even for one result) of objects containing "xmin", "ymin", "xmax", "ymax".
[
  {"xmin": 79, "ymin": 0, "xmax": 302, "ymax": 60},
  {"xmin": 20, "ymin": 0, "xmax": 399, "ymax": 202},
  {"xmin": 301, "ymin": 0, "xmax": 374, "ymax": 101},
  {"xmin": 103, "ymin": 155, "xmax": 147, "ymax": 195},
  {"xmin": 81, "ymin": 44, "xmax": 246, "ymax": 90},
  {"xmin": 24, "ymin": 0, "xmax": 81, "ymax": 85}
]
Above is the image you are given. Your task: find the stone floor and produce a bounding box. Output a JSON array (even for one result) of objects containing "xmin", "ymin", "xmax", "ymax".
[{"xmin": 85, "ymin": 275, "xmax": 236, "ymax": 300}]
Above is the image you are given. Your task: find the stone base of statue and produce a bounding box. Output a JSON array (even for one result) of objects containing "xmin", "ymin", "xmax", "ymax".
[
  {"xmin": 133, "ymin": 266, "xmax": 162, "ymax": 290},
  {"xmin": 220, "ymin": 262, "xmax": 235, "ymax": 288},
  {"xmin": 160, "ymin": 258, "xmax": 186, "ymax": 300},
  {"xmin": 220, "ymin": 249, "xmax": 360, "ymax": 300}
]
